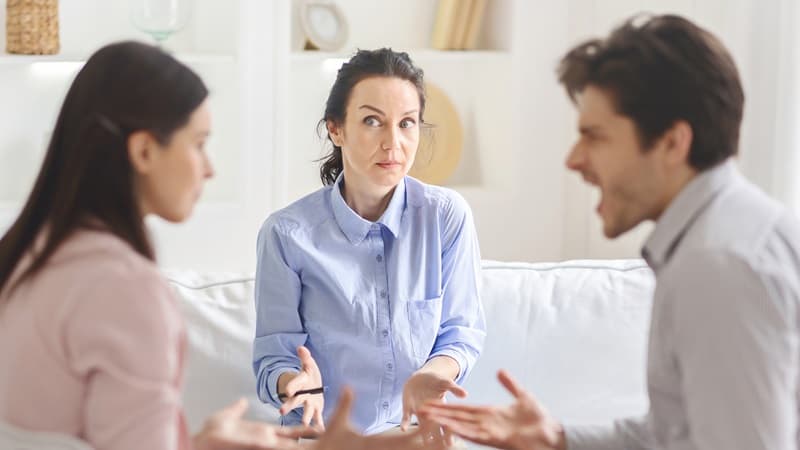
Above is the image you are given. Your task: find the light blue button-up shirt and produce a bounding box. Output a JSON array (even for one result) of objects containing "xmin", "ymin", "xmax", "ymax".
[{"xmin": 253, "ymin": 175, "xmax": 486, "ymax": 434}]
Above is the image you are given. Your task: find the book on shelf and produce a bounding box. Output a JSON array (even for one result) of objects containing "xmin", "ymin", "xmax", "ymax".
[
  {"xmin": 462, "ymin": 0, "xmax": 487, "ymax": 50},
  {"xmin": 430, "ymin": 0, "xmax": 487, "ymax": 50}
]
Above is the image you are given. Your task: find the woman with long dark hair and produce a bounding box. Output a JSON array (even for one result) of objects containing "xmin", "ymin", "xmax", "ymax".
[
  {"xmin": 0, "ymin": 41, "xmax": 302, "ymax": 450},
  {"xmin": 253, "ymin": 48, "xmax": 486, "ymax": 444}
]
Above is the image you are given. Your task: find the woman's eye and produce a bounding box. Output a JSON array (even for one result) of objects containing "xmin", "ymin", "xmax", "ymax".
[
  {"xmin": 400, "ymin": 118, "xmax": 416, "ymax": 128},
  {"xmin": 364, "ymin": 116, "xmax": 380, "ymax": 126}
]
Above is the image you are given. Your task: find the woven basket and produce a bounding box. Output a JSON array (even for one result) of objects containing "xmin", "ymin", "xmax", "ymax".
[{"xmin": 6, "ymin": 0, "xmax": 60, "ymax": 55}]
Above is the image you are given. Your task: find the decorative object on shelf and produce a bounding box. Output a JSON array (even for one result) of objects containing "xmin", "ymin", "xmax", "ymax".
[
  {"xmin": 130, "ymin": 0, "xmax": 191, "ymax": 48},
  {"xmin": 6, "ymin": 0, "xmax": 60, "ymax": 55},
  {"xmin": 299, "ymin": 0, "xmax": 348, "ymax": 51},
  {"xmin": 410, "ymin": 82, "xmax": 463, "ymax": 185},
  {"xmin": 431, "ymin": 0, "xmax": 487, "ymax": 50}
]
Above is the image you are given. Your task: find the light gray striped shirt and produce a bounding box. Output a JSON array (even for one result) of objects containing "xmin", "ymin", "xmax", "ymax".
[{"xmin": 567, "ymin": 159, "xmax": 800, "ymax": 449}]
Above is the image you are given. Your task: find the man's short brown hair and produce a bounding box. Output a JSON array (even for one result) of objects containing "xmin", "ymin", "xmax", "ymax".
[{"xmin": 558, "ymin": 14, "xmax": 744, "ymax": 171}]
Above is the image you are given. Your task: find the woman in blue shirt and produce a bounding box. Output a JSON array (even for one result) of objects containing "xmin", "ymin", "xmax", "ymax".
[{"xmin": 253, "ymin": 48, "xmax": 486, "ymax": 439}]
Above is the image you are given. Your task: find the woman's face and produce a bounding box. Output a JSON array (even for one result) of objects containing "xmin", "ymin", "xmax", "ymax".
[
  {"xmin": 328, "ymin": 76, "xmax": 421, "ymax": 194},
  {"xmin": 134, "ymin": 99, "xmax": 214, "ymax": 222}
]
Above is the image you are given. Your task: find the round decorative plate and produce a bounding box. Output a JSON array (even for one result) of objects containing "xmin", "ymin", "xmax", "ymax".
[{"xmin": 410, "ymin": 81, "xmax": 463, "ymax": 185}]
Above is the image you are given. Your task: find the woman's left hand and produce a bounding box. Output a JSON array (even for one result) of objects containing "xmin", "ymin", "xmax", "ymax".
[{"xmin": 401, "ymin": 359, "xmax": 468, "ymax": 446}]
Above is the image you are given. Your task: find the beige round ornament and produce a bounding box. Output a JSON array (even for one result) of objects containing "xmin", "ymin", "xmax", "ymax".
[{"xmin": 410, "ymin": 82, "xmax": 463, "ymax": 185}]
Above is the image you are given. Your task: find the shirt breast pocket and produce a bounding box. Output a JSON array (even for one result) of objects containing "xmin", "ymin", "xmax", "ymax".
[{"xmin": 406, "ymin": 296, "xmax": 444, "ymax": 365}]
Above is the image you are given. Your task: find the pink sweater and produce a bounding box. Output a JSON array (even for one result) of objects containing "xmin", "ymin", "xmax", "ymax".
[{"xmin": 0, "ymin": 229, "xmax": 190, "ymax": 450}]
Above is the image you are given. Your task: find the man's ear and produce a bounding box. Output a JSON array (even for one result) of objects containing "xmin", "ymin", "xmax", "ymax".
[
  {"xmin": 662, "ymin": 120, "xmax": 693, "ymax": 167},
  {"xmin": 127, "ymin": 130, "xmax": 157, "ymax": 174},
  {"xmin": 327, "ymin": 120, "xmax": 344, "ymax": 147}
]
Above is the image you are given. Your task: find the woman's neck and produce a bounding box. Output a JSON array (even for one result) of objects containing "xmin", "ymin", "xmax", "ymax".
[{"xmin": 341, "ymin": 179, "xmax": 396, "ymax": 222}]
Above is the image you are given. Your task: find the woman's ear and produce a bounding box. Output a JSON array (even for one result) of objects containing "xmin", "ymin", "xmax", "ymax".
[
  {"xmin": 127, "ymin": 131, "xmax": 156, "ymax": 174},
  {"xmin": 327, "ymin": 120, "xmax": 344, "ymax": 147}
]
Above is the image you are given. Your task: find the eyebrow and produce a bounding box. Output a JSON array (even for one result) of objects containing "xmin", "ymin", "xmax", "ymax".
[
  {"xmin": 358, "ymin": 104, "xmax": 418, "ymax": 116},
  {"xmin": 579, "ymin": 125, "xmax": 602, "ymax": 135}
]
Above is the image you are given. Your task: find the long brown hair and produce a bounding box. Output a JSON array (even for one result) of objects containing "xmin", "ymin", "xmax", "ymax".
[{"xmin": 0, "ymin": 41, "xmax": 208, "ymax": 297}]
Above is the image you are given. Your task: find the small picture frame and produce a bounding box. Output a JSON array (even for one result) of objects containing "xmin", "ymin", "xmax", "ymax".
[{"xmin": 300, "ymin": 1, "xmax": 348, "ymax": 51}]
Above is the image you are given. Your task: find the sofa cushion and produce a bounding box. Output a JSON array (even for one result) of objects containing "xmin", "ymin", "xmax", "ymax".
[
  {"xmin": 165, "ymin": 258, "xmax": 654, "ymax": 432},
  {"xmin": 467, "ymin": 260, "xmax": 654, "ymax": 425}
]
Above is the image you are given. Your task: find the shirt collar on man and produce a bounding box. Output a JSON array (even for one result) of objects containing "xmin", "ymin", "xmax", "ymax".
[
  {"xmin": 642, "ymin": 158, "xmax": 739, "ymax": 271},
  {"xmin": 330, "ymin": 173, "xmax": 406, "ymax": 244}
]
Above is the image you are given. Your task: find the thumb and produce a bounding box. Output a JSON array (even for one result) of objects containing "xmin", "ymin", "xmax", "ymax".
[
  {"xmin": 297, "ymin": 345, "xmax": 317, "ymax": 370},
  {"xmin": 328, "ymin": 387, "xmax": 354, "ymax": 430},
  {"xmin": 400, "ymin": 401, "xmax": 412, "ymax": 431},
  {"xmin": 441, "ymin": 379, "xmax": 468, "ymax": 398},
  {"xmin": 497, "ymin": 370, "xmax": 527, "ymax": 399},
  {"xmin": 213, "ymin": 397, "xmax": 248, "ymax": 421}
]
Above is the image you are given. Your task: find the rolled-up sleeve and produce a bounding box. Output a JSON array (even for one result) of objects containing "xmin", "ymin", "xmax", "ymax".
[
  {"xmin": 430, "ymin": 193, "xmax": 486, "ymax": 382},
  {"xmin": 253, "ymin": 217, "xmax": 305, "ymax": 407}
]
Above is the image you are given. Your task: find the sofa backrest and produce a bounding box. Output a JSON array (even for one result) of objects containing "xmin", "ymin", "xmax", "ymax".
[
  {"xmin": 165, "ymin": 258, "xmax": 654, "ymax": 431},
  {"xmin": 467, "ymin": 260, "xmax": 654, "ymax": 425}
]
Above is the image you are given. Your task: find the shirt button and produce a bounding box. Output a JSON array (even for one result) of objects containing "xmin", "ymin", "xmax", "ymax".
[
  {"xmin": 376, "ymin": 254, "xmax": 383, "ymax": 263},
  {"xmin": 387, "ymin": 363, "xmax": 393, "ymax": 370},
  {"xmin": 381, "ymin": 329, "xmax": 389, "ymax": 338},
  {"xmin": 382, "ymin": 402, "xmax": 389, "ymax": 409},
  {"xmin": 380, "ymin": 290, "xmax": 387, "ymax": 298}
]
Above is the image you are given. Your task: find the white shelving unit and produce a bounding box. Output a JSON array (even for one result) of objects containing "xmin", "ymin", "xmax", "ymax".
[
  {"xmin": 0, "ymin": 0, "xmax": 278, "ymax": 273},
  {"xmin": 277, "ymin": 0, "xmax": 516, "ymax": 205},
  {"xmin": 0, "ymin": 53, "xmax": 236, "ymax": 65}
]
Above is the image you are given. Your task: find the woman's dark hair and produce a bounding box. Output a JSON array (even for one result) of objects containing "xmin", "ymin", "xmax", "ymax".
[
  {"xmin": 0, "ymin": 41, "xmax": 208, "ymax": 296},
  {"xmin": 558, "ymin": 14, "xmax": 744, "ymax": 170},
  {"xmin": 318, "ymin": 48, "xmax": 426, "ymax": 185}
]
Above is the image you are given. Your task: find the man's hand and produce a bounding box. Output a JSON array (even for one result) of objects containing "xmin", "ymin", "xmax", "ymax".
[{"xmin": 419, "ymin": 370, "xmax": 566, "ymax": 450}]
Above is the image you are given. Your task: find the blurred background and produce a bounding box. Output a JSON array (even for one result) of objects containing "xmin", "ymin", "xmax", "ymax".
[{"xmin": 0, "ymin": 0, "xmax": 797, "ymax": 272}]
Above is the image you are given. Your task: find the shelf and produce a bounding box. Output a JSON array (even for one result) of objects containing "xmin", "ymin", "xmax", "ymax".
[
  {"xmin": 290, "ymin": 49, "xmax": 511, "ymax": 64},
  {"xmin": 0, "ymin": 52, "xmax": 237, "ymax": 66}
]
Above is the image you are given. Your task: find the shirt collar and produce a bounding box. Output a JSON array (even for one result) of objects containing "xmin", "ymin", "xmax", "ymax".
[
  {"xmin": 642, "ymin": 159, "xmax": 739, "ymax": 271},
  {"xmin": 330, "ymin": 174, "xmax": 406, "ymax": 245}
]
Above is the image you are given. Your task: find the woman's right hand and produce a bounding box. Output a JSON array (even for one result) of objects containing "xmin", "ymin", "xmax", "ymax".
[
  {"xmin": 277, "ymin": 345, "xmax": 325, "ymax": 429},
  {"xmin": 192, "ymin": 398, "xmax": 309, "ymax": 450}
]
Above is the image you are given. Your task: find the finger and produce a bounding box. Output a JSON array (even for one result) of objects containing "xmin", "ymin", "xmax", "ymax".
[
  {"xmin": 236, "ymin": 420, "xmax": 302, "ymax": 450},
  {"xmin": 301, "ymin": 403, "xmax": 314, "ymax": 426},
  {"xmin": 419, "ymin": 407, "xmax": 483, "ymax": 424},
  {"xmin": 400, "ymin": 404, "xmax": 412, "ymax": 431},
  {"xmin": 419, "ymin": 401, "xmax": 489, "ymax": 415},
  {"xmin": 434, "ymin": 417, "xmax": 492, "ymax": 446},
  {"xmin": 212, "ymin": 397, "xmax": 248, "ymax": 420},
  {"xmin": 314, "ymin": 408, "xmax": 326, "ymax": 430},
  {"xmin": 284, "ymin": 372, "xmax": 309, "ymax": 395},
  {"xmin": 276, "ymin": 425, "xmax": 322, "ymax": 440},
  {"xmin": 297, "ymin": 345, "xmax": 319, "ymax": 372},
  {"xmin": 279, "ymin": 395, "xmax": 306, "ymax": 415},
  {"xmin": 439, "ymin": 379, "xmax": 468, "ymax": 398},
  {"xmin": 327, "ymin": 387, "xmax": 354, "ymax": 430},
  {"xmin": 443, "ymin": 426, "xmax": 454, "ymax": 446},
  {"xmin": 497, "ymin": 369, "xmax": 526, "ymax": 399}
]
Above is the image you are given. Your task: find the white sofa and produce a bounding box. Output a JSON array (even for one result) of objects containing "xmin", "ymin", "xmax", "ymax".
[{"xmin": 165, "ymin": 259, "xmax": 655, "ymax": 441}]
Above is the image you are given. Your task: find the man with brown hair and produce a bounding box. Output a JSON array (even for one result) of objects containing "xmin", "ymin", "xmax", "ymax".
[{"xmin": 421, "ymin": 14, "xmax": 800, "ymax": 450}]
